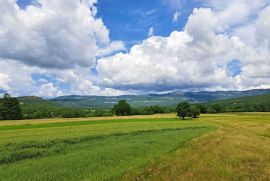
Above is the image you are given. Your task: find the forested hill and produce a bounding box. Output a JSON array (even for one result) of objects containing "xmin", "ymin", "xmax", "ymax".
[
  {"xmin": 17, "ymin": 96, "xmax": 88, "ymax": 119},
  {"xmin": 50, "ymin": 89, "xmax": 270, "ymax": 108},
  {"xmin": 206, "ymin": 93, "xmax": 270, "ymax": 112}
]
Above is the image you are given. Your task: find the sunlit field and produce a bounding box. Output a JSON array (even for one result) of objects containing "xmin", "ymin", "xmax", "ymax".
[{"xmin": 0, "ymin": 113, "xmax": 269, "ymax": 181}]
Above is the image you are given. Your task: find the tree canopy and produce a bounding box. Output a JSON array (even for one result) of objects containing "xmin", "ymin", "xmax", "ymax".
[
  {"xmin": 0, "ymin": 94, "xmax": 22, "ymax": 120},
  {"xmin": 176, "ymin": 101, "xmax": 200, "ymax": 120},
  {"xmin": 176, "ymin": 101, "xmax": 191, "ymax": 120},
  {"xmin": 113, "ymin": 100, "xmax": 132, "ymax": 116}
]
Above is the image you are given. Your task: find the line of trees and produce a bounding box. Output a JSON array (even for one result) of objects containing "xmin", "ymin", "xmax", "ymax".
[
  {"xmin": 112, "ymin": 100, "xmax": 174, "ymax": 116},
  {"xmin": 112, "ymin": 100, "xmax": 202, "ymax": 120},
  {"xmin": 1, "ymin": 95, "xmax": 269, "ymax": 121}
]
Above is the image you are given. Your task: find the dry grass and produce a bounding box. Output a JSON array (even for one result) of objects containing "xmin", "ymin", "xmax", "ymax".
[{"xmin": 123, "ymin": 113, "xmax": 270, "ymax": 181}]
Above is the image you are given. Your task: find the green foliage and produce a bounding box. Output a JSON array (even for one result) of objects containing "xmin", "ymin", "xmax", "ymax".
[
  {"xmin": 176, "ymin": 101, "xmax": 191, "ymax": 120},
  {"xmin": 14, "ymin": 97, "xmax": 176, "ymax": 119},
  {"xmin": 209, "ymin": 104, "xmax": 223, "ymax": 113},
  {"xmin": 113, "ymin": 100, "xmax": 132, "ymax": 116},
  {"xmin": 195, "ymin": 104, "xmax": 208, "ymax": 113},
  {"xmin": 189, "ymin": 107, "xmax": 201, "ymax": 118},
  {"xmin": 204, "ymin": 93, "xmax": 270, "ymax": 113},
  {"xmin": 0, "ymin": 94, "xmax": 22, "ymax": 120},
  {"xmin": 133, "ymin": 106, "xmax": 175, "ymax": 115}
]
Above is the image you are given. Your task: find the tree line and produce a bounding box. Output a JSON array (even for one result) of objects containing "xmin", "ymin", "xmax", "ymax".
[{"xmin": 0, "ymin": 94, "xmax": 270, "ymax": 120}]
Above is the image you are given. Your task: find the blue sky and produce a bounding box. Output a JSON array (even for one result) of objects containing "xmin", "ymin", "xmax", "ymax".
[
  {"xmin": 0, "ymin": 0, "xmax": 270, "ymax": 97},
  {"xmin": 16, "ymin": 0, "xmax": 197, "ymax": 47},
  {"xmin": 96, "ymin": 0, "xmax": 203, "ymax": 48}
]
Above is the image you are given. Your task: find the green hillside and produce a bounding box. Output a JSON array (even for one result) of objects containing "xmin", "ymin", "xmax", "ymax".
[
  {"xmin": 206, "ymin": 93, "xmax": 270, "ymax": 112},
  {"xmin": 50, "ymin": 89, "xmax": 270, "ymax": 109},
  {"xmin": 18, "ymin": 96, "xmax": 88, "ymax": 119},
  {"xmin": 12, "ymin": 91, "xmax": 270, "ymax": 120}
]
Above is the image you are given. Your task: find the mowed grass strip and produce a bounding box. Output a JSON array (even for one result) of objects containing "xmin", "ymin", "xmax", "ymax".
[
  {"xmin": 0, "ymin": 118, "xmax": 211, "ymax": 145},
  {"xmin": 0, "ymin": 125, "xmax": 214, "ymax": 181},
  {"xmin": 0, "ymin": 114, "xmax": 177, "ymax": 126},
  {"xmin": 0, "ymin": 118, "xmax": 184, "ymax": 131}
]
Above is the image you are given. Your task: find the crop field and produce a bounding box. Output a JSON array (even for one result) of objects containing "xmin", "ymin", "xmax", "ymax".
[{"xmin": 0, "ymin": 113, "xmax": 269, "ymax": 181}]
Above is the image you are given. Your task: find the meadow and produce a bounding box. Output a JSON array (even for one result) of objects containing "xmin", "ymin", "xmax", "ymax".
[{"xmin": 0, "ymin": 113, "xmax": 269, "ymax": 180}]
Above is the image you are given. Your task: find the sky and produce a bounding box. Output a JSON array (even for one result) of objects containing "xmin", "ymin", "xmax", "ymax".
[{"xmin": 0, "ymin": 0, "xmax": 270, "ymax": 97}]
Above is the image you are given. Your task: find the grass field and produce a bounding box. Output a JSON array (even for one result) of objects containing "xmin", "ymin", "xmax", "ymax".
[{"xmin": 0, "ymin": 113, "xmax": 269, "ymax": 180}]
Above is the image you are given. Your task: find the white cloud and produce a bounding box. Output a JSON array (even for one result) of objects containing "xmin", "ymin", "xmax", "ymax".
[
  {"xmin": 97, "ymin": 5, "xmax": 270, "ymax": 92},
  {"xmin": 36, "ymin": 83, "xmax": 63, "ymax": 98},
  {"xmin": 0, "ymin": 58, "xmax": 127, "ymax": 97},
  {"xmin": 0, "ymin": 73, "xmax": 11, "ymax": 91},
  {"xmin": 0, "ymin": 0, "xmax": 126, "ymax": 97},
  {"xmin": 173, "ymin": 11, "xmax": 181, "ymax": 22},
  {"xmin": 0, "ymin": 59, "xmax": 36, "ymax": 96},
  {"xmin": 148, "ymin": 27, "xmax": 154, "ymax": 37},
  {"xmin": 0, "ymin": 0, "xmax": 124, "ymax": 69},
  {"xmin": 1, "ymin": 0, "xmax": 270, "ymax": 97},
  {"xmin": 256, "ymin": 5, "xmax": 270, "ymax": 51}
]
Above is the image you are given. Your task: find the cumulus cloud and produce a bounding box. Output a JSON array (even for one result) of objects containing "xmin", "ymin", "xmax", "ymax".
[
  {"xmin": 0, "ymin": 58, "xmax": 126, "ymax": 97},
  {"xmin": 53, "ymin": 68, "xmax": 127, "ymax": 96},
  {"xmin": 0, "ymin": 0, "xmax": 124, "ymax": 69},
  {"xmin": 96, "ymin": 4, "xmax": 270, "ymax": 92},
  {"xmin": 36, "ymin": 83, "xmax": 63, "ymax": 98},
  {"xmin": 0, "ymin": 0, "xmax": 126, "ymax": 97},
  {"xmin": 1, "ymin": 0, "xmax": 270, "ymax": 97},
  {"xmin": 256, "ymin": 5, "xmax": 270, "ymax": 51},
  {"xmin": 0, "ymin": 59, "xmax": 36, "ymax": 96},
  {"xmin": 0, "ymin": 73, "xmax": 11, "ymax": 91}
]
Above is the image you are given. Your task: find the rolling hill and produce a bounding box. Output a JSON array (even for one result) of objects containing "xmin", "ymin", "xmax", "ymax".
[
  {"xmin": 18, "ymin": 96, "xmax": 86, "ymax": 119},
  {"xmin": 50, "ymin": 89, "xmax": 270, "ymax": 108},
  {"xmin": 206, "ymin": 93, "xmax": 270, "ymax": 112}
]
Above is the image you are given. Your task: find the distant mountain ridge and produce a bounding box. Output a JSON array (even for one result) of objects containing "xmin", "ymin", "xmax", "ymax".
[{"xmin": 49, "ymin": 89, "xmax": 270, "ymax": 108}]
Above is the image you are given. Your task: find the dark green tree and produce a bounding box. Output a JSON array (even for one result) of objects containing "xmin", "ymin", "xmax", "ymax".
[
  {"xmin": 0, "ymin": 94, "xmax": 22, "ymax": 120},
  {"xmin": 113, "ymin": 100, "xmax": 132, "ymax": 116},
  {"xmin": 195, "ymin": 104, "xmax": 208, "ymax": 113},
  {"xmin": 209, "ymin": 104, "xmax": 223, "ymax": 113},
  {"xmin": 189, "ymin": 107, "xmax": 201, "ymax": 118},
  {"xmin": 176, "ymin": 101, "xmax": 191, "ymax": 120}
]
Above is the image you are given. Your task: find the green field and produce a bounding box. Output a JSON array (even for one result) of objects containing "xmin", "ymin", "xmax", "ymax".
[{"xmin": 0, "ymin": 113, "xmax": 269, "ymax": 180}]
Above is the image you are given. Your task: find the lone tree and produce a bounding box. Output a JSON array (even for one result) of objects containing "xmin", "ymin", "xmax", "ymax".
[
  {"xmin": 176, "ymin": 101, "xmax": 191, "ymax": 120},
  {"xmin": 113, "ymin": 100, "xmax": 132, "ymax": 116},
  {"xmin": 0, "ymin": 94, "xmax": 22, "ymax": 120}
]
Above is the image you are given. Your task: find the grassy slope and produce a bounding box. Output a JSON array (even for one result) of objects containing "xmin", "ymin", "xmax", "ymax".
[
  {"xmin": 124, "ymin": 113, "xmax": 270, "ymax": 181},
  {"xmin": 0, "ymin": 115, "xmax": 213, "ymax": 181}
]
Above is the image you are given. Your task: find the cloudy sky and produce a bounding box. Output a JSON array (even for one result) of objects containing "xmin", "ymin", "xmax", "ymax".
[{"xmin": 0, "ymin": 0, "xmax": 270, "ymax": 97}]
